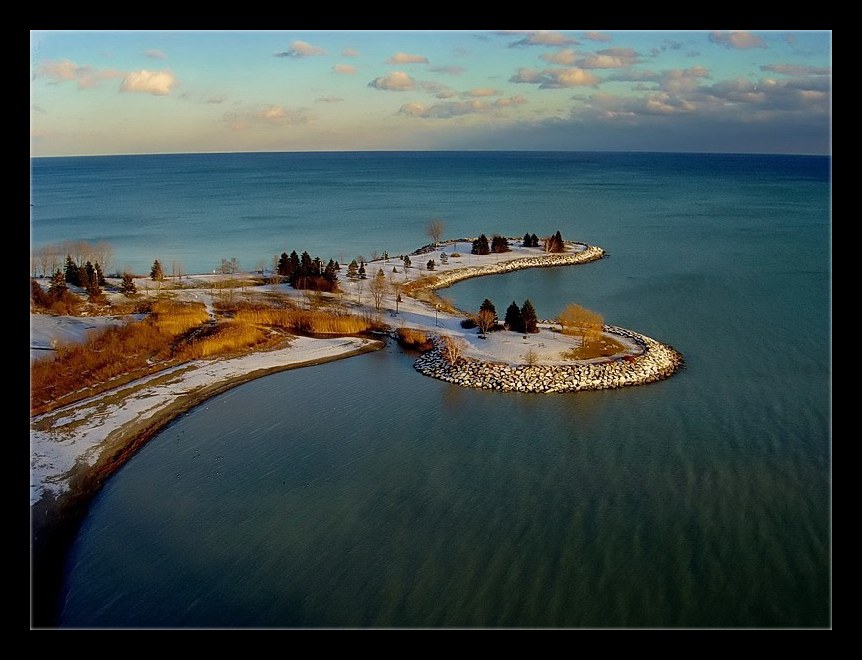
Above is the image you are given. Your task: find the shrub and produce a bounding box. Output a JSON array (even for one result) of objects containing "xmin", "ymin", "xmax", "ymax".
[
  {"xmin": 460, "ymin": 318, "xmax": 478, "ymax": 329},
  {"xmin": 395, "ymin": 327, "xmax": 433, "ymax": 351}
]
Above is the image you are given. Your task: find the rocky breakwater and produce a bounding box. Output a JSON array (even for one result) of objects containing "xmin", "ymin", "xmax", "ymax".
[
  {"xmin": 413, "ymin": 326, "xmax": 683, "ymax": 393},
  {"xmin": 415, "ymin": 243, "xmax": 606, "ymax": 293}
]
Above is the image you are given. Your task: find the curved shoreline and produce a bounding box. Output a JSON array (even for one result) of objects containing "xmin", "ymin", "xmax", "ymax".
[
  {"xmin": 401, "ymin": 243, "xmax": 605, "ymax": 313},
  {"xmin": 414, "ymin": 326, "xmax": 683, "ymax": 393},
  {"xmin": 30, "ymin": 338, "xmax": 383, "ymax": 627}
]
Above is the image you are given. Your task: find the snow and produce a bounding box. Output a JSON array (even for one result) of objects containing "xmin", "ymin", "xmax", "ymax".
[
  {"xmin": 29, "ymin": 314, "xmax": 145, "ymax": 363},
  {"xmin": 30, "ymin": 336, "xmax": 377, "ymax": 505},
  {"xmin": 30, "ymin": 239, "xmax": 619, "ymax": 507}
]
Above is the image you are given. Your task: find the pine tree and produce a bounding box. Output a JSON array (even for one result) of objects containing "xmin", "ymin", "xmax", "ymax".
[
  {"xmin": 64, "ymin": 255, "xmax": 80, "ymax": 286},
  {"xmin": 471, "ymin": 234, "xmax": 490, "ymax": 255},
  {"xmin": 530, "ymin": 233, "xmax": 539, "ymax": 247},
  {"xmin": 402, "ymin": 255, "xmax": 412, "ymax": 268},
  {"xmin": 523, "ymin": 232, "xmax": 532, "ymax": 247},
  {"xmin": 121, "ymin": 272, "xmax": 137, "ymax": 295},
  {"xmin": 323, "ymin": 259, "xmax": 338, "ymax": 283},
  {"xmin": 289, "ymin": 251, "xmax": 300, "ymax": 276},
  {"xmin": 491, "ymin": 235, "xmax": 509, "ymax": 253},
  {"xmin": 359, "ymin": 262, "xmax": 367, "ymax": 279},
  {"xmin": 49, "ymin": 270, "xmax": 67, "ymax": 298},
  {"xmin": 504, "ymin": 301, "xmax": 523, "ymax": 333},
  {"xmin": 521, "ymin": 299, "xmax": 538, "ymax": 333},
  {"xmin": 84, "ymin": 261, "xmax": 96, "ymax": 286},
  {"xmin": 277, "ymin": 252, "xmax": 292, "ymax": 277},
  {"xmin": 150, "ymin": 259, "xmax": 164, "ymax": 281},
  {"xmin": 479, "ymin": 298, "xmax": 497, "ymax": 321},
  {"xmin": 427, "ymin": 259, "xmax": 435, "ymax": 271},
  {"xmin": 31, "ymin": 278, "xmax": 49, "ymax": 307},
  {"xmin": 347, "ymin": 259, "xmax": 359, "ymax": 279}
]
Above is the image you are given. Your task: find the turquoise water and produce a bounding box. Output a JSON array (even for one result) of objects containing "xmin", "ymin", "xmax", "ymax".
[{"xmin": 34, "ymin": 152, "xmax": 830, "ymax": 627}]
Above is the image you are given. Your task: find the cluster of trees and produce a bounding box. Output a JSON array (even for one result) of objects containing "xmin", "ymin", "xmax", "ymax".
[
  {"xmin": 64, "ymin": 257, "xmax": 106, "ymax": 300},
  {"xmin": 522, "ymin": 233, "xmax": 540, "ymax": 247},
  {"xmin": 277, "ymin": 251, "xmax": 339, "ymax": 291},
  {"xmin": 30, "ymin": 272, "xmax": 84, "ymax": 312},
  {"xmin": 504, "ymin": 299, "xmax": 539, "ymax": 334},
  {"xmin": 347, "ymin": 259, "xmax": 366, "ymax": 279},
  {"xmin": 545, "ymin": 231, "xmax": 565, "ymax": 253},
  {"xmin": 470, "ymin": 234, "xmax": 511, "ymax": 255}
]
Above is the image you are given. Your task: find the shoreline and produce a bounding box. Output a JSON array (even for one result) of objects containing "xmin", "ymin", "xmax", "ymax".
[
  {"xmin": 30, "ymin": 337, "xmax": 382, "ymax": 627},
  {"xmin": 31, "ymin": 239, "xmax": 682, "ymax": 626}
]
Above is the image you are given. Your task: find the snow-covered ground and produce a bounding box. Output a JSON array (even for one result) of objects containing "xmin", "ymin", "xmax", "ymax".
[
  {"xmin": 30, "ymin": 336, "xmax": 378, "ymax": 505},
  {"xmin": 29, "ymin": 314, "xmax": 145, "ymax": 363},
  {"xmin": 30, "ymin": 240, "xmax": 617, "ymax": 507}
]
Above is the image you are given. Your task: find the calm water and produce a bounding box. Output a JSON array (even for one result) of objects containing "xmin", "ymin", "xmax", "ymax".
[{"xmin": 33, "ymin": 152, "xmax": 830, "ymax": 627}]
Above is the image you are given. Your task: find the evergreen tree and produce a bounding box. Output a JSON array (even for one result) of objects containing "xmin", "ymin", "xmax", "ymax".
[
  {"xmin": 289, "ymin": 250, "xmax": 300, "ymax": 276},
  {"xmin": 121, "ymin": 272, "xmax": 137, "ymax": 295},
  {"xmin": 359, "ymin": 262, "xmax": 367, "ymax": 279},
  {"xmin": 31, "ymin": 278, "xmax": 49, "ymax": 307},
  {"xmin": 546, "ymin": 231, "xmax": 564, "ymax": 253},
  {"xmin": 491, "ymin": 234, "xmax": 509, "ymax": 253},
  {"xmin": 523, "ymin": 233, "xmax": 532, "ymax": 247},
  {"xmin": 427, "ymin": 259, "xmax": 435, "ymax": 271},
  {"xmin": 504, "ymin": 301, "xmax": 523, "ymax": 333},
  {"xmin": 64, "ymin": 255, "xmax": 80, "ymax": 286},
  {"xmin": 471, "ymin": 234, "xmax": 490, "ymax": 255},
  {"xmin": 277, "ymin": 252, "xmax": 292, "ymax": 277},
  {"xmin": 402, "ymin": 255, "xmax": 412, "ymax": 268},
  {"xmin": 86, "ymin": 276, "xmax": 103, "ymax": 301},
  {"xmin": 78, "ymin": 263, "xmax": 91, "ymax": 290},
  {"xmin": 530, "ymin": 233, "xmax": 539, "ymax": 247},
  {"xmin": 49, "ymin": 270, "xmax": 67, "ymax": 298},
  {"xmin": 440, "ymin": 252, "xmax": 448, "ymax": 264},
  {"xmin": 479, "ymin": 298, "xmax": 497, "ymax": 321},
  {"xmin": 521, "ymin": 299, "xmax": 538, "ymax": 333},
  {"xmin": 323, "ymin": 259, "xmax": 338, "ymax": 283},
  {"xmin": 84, "ymin": 261, "xmax": 96, "ymax": 287},
  {"xmin": 150, "ymin": 259, "xmax": 164, "ymax": 281},
  {"xmin": 347, "ymin": 259, "xmax": 359, "ymax": 279}
]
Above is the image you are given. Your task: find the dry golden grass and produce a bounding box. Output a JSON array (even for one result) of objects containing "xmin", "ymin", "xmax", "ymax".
[
  {"xmin": 233, "ymin": 307, "xmax": 373, "ymax": 335},
  {"xmin": 395, "ymin": 327, "xmax": 433, "ymax": 351},
  {"xmin": 560, "ymin": 334, "xmax": 628, "ymax": 360},
  {"xmin": 149, "ymin": 299, "xmax": 210, "ymax": 335},
  {"xmin": 178, "ymin": 321, "xmax": 268, "ymax": 359}
]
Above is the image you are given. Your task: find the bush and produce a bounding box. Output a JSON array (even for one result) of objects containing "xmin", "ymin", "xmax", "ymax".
[
  {"xmin": 460, "ymin": 318, "xmax": 477, "ymax": 329},
  {"xmin": 395, "ymin": 327, "xmax": 433, "ymax": 351}
]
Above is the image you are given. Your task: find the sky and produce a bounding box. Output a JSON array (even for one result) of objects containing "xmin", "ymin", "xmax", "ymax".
[{"xmin": 30, "ymin": 30, "xmax": 832, "ymax": 156}]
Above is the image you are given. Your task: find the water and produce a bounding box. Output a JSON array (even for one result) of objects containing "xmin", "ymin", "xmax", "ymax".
[{"xmin": 34, "ymin": 152, "xmax": 830, "ymax": 627}]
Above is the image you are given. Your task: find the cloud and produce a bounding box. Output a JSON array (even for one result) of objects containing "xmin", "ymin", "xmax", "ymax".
[
  {"xmin": 606, "ymin": 69, "xmax": 660, "ymax": 82},
  {"xmin": 223, "ymin": 105, "xmax": 312, "ymax": 130},
  {"xmin": 275, "ymin": 40, "xmax": 326, "ymax": 58},
  {"xmin": 510, "ymin": 66, "xmax": 600, "ymax": 88},
  {"xmin": 35, "ymin": 59, "xmax": 123, "ymax": 90},
  {"xmin": 333, "ymin": 64, "xmax": 357, "ymax": 75},
  {"xmin": 760, "ymin": 63, "xmax": 831, "ymax": 76},
  {"xmin": 541, "ymin": 49, "xmax": 578, "ymax": 66},
  {"xmin": 708, "ymin": 31, "xmax": 766, "ymax": 50},
  {"xmin": 368, "ymin": 71, "xmax": 417, "ymax": 91},
  {"xmin": 658, "ymin": 66, "xmax": 711, "ymax": 93},
  {"xmin": 583, "ymin": 31, "xmax": 612, "ymax": 42},
  {"xmin": 342, "ymin": 48, "xmax": 360, "ymax": 57},
  {"xmin": 435, "ymin": 90, "xmax": 456, "ymax": 99},
  {"xmin": 387, "ymin": 52, "xmax": 429, "ymax": 64},
  {"xmin": 429, "ymin": 65, "xmax": 465, "ymax": 75},
  {"xmin": 686, "ymin": 50, "xmax": 701, "ymax": 58},
  {"xmin": 579, "ymin": 48, "xmax": 640, "ymax": 69},
  {"xmin": 145, "ymin": 49, "xmax": 167, "ymax": 60},
  {"xmin": 398, "ymin": 95, "xmax": 527, "ymax": 119},
  {"xmin": 179, "ymin": 92, "xmax": 228, "ymax": 104},
  {"xmin": 502, "ymin": 30, "xmax": 579, "ymax": 47},
  {"xmin": 467, "ymin": 87, "xmax": 500, "ymax": 97},
  {"xmin": 316, "ymin": 96, "xmax": 344, "ymax": 103},
  {"xmin": 120, "ymin": 70, "xmax": 176, "ymax": 95}
]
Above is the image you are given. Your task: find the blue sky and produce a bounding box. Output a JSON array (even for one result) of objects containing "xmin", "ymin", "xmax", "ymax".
[{"xmin": 30, "ymin": 30, "xmax": 831, "ymax": 156}]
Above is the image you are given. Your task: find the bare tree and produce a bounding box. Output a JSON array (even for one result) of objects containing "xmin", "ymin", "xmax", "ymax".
[
  {"xmin": 370, "ymin": 268, "xmax": 388, "ymax": 312},
  {"xmin": 524, "ymin": 348, "xmax": 539, "ymax": 366},
  {"xmin": 355, "ymin": 277, "xmax": 365, "ymax": 305},
  {"xmin": 426, "ymin": 219, "xmax": 446, "ymax": 247},
  {"xmin": 171, "ymin": 260, "xmax": 184, "ymax": 285},
  {"xmin": 476, "ymin": 308, "xmax": 496, "ymax": 336},
  {"xmin": 557, "ymin": 303, "xmax": 604, "ymax": 344},
  {"xmin": 92, "ymin": 241, "xmax": 114, "ymax": 274},
  {"xmin": 440, "ymin": 335, "xmax": 465, "ymax": 365},
  {"xmin": 390, "ymin": 276, "xmax": 404, "ymax": 316}
]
